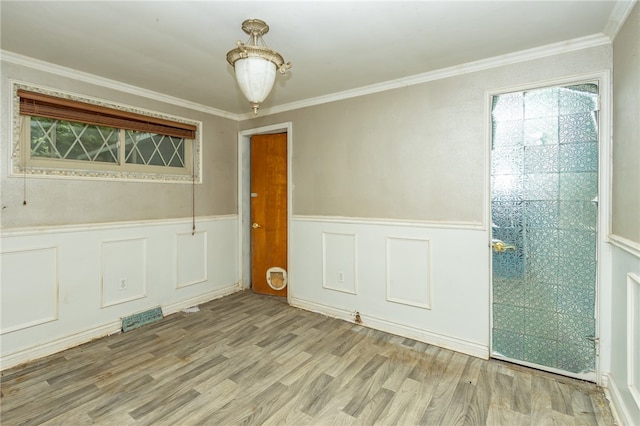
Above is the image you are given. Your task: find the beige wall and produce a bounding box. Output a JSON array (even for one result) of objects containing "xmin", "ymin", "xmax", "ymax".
[
  {"xmin": 242, "ymin": 46, "xmax": 612, "ymax": 223},
  {"xmin": 0, "ymin": 61, "xmax": 238, "ymax": 228},
  {"xmin": 612, "ymin": 2, "xmax": 640, "ymax": 244}
]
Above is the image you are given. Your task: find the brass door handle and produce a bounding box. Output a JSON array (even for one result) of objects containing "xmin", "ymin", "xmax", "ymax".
[
  {"xmin": 252, "ymin": 223, "xmax": 262, "ymax": 229},
  {"xmin": 492, "ymin": 239, "xmax": 516, "ymax": 252}
]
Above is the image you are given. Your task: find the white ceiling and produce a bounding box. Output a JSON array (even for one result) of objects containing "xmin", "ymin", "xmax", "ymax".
[{"xmin": 0, "ymin": 1, "xmax": 633, "ymax": 116}]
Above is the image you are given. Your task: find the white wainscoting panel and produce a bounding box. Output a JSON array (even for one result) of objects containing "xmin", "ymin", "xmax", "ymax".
[
  {"xmin": 176, "ymin": 231, "xmax": 207, "ymax": 288},
  {"xmin": 0, "ymin": 247, "xmax": 58, "ymax": 334},
  {"xmin": 386, "ymin": 237, "xmax": 431, "ymax": 309},
  {"xmin": 0, "ymin": 215, "xmax": 239, "ymax": 370},
  {"xmin": 322, "ymin": 232, "xmax": 357, "ymax": 294},
  {"xmin": 628, "ymin": 273, "xmax": 640, "ymax": 409},
  {"xmin": 101, "ymin": 238, "xmax": 147, "ymax": 307},
  {"xmin": 290, "ymin": 216, "xmax": 490, "ymax": 358},
  {"xmin": 607, "ymin": 242, "xmax": 640, "ymax": 425}
]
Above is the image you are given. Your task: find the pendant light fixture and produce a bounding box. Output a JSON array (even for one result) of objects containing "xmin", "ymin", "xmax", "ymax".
[{"xmin": 226, "ymin": 19, "xmax": 291, "ymax": 115}]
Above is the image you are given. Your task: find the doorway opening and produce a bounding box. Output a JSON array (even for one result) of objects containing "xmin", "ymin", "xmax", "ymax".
[
  {"xmin": 489, "ymin": 80, "xmax": 607, "ymax": 382},
  {"xmin": 238, "ymin": 123, "xmax": 293, "ymax": 300}
]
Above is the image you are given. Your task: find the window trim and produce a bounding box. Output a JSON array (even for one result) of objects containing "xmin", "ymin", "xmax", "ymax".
[{"xmin": 12, "ymin": 83, "xmax": 202, "ymax": 183}]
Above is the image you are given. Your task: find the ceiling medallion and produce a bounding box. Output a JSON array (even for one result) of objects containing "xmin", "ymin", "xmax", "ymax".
[{"xmin": 226, "ymin": 19, "xmax": 292, "ymax": 115}]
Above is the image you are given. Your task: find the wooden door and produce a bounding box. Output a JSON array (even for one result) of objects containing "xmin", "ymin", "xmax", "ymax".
[{"xmin": 251, "ymin": 133, "xmax": 287, "ymax": 296}]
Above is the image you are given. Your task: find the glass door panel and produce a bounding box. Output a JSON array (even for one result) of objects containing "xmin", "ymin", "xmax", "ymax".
[{"xmin": 491, "ymin": 83, "xmax": 598, "ymax": 376}]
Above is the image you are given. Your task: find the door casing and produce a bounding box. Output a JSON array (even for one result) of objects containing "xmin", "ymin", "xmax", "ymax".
[
  {"xmin": 238, "ymin": 122, "xmax": 293, "ymax": 302},
  {"xmin": 485, "ymin": 71, "xmax": 612, "ymax": 384}
]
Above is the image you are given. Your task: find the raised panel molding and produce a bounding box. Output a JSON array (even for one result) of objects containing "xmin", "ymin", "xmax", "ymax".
[
  {"xmin": 628, "ymin": 273, "xmax": 640, "ymax": 410},
  {"xmin": 176, "ymin": 231, "xmax": 208, "ymax": 288},
  {"xmin": 290, "ymin": 217, "xmax": 489, "ymax": 360},
  {"xmin": 1, "ymin": 216, "xmax": 240, "ymax": 370},
  {"xmin": 386, "ymin": 237, "xmax": 432, "ymax": 309},
  {"xmin": 322, "ymin": 232, "xmax": 357, "ymax": 294},
  {"xmin": 101, "ymin": 238, "xmax": 147, "ymax": 307},
  {"xmin": 0, "ymin": 247, "xmax": 58, "ymax": 334}
]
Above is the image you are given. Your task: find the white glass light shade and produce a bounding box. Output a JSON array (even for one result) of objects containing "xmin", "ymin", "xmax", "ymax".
[{"xmin": 234, "ymin": 57, "xmax": 277, "ymax": 105}]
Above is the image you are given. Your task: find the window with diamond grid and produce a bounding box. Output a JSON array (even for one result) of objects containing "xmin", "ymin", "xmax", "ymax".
[{"xmin": 15, "ymin": 87, "xmax": 200, "ymax": 182}]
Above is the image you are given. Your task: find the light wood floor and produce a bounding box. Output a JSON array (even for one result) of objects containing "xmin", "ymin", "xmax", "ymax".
[{"xmin": 1, "ymin": 290, "xmax": 615, "ymax": 425}]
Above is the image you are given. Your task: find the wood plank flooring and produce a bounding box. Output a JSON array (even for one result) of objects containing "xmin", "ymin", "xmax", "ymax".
[{"xmin": 0, "ymin": 291, "xmax": 616, "ymax": 425}]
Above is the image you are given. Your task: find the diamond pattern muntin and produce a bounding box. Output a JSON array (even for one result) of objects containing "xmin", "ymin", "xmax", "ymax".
[
  {"xmin": 492, "ymin": 84, "xmax": 598, "ymax": 375},
  {"xmin": 30, "ymin": 117, "xmax": 119, "ymax": 163},
  {"xmin": 125, "ymin": 131, "xmax": 185, "ymax": 168}
]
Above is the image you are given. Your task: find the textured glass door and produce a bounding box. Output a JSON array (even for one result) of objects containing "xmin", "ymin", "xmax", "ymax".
[{"xmin": 491, "ymin": 83, "xmax": 599, "ymax": 376}]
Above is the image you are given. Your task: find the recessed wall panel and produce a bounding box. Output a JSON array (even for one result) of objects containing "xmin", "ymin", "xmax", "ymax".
[
  {"xmin": 322, "ymin": 232, "xmax": 357, "ymax": 294},
  {"xmin": 628, "ymin": 273, "xmax": 640, "ymax": 408},
  {"xmin": 176, "ymin": 231, "xmax": 207, "ymax": 288},
  {"xmin": 101, "ymin": 238, "xmax": 146, "ymax": 307},
  {"xmin": 0, "ymin": 247, "xmax": 58, "ymax": 333},
  {"xmin": 386, "ymin": 237, "xmax": 431, "ymax": 309}
]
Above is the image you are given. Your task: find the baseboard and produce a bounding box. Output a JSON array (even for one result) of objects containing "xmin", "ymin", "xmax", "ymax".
[
  {"xmin": 162, "ymin": 283, "xmax": 242, "ymax": 316},
  {"xmin": 605, "ymin": 373, "xmax": 634, "ymax": 426},
  {"xmin": 0, "ymin": 321, "xmax": 121, "ymax": 371},
  {"xmin": 290, "ymin": 297, "xmax": 489, "ymax": 360},
  {"xmin": 1, "ymin": 284, "xmax": 242, "ymax": 371}
]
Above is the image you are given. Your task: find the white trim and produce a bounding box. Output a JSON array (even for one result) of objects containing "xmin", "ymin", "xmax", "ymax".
[
  {"xmin": 604, "ymin": 1, "xmax": 638, "ymax": 40},
  {"xmin": 4, "ymin": 32, "xmax": 612, "ymax": 122},
  {"xmin": 0, "ymin": 321, "xmax": 121, "ymax": 371},
  {"xmin": 610, "ymin": 234, "xmax": 640, "ymax": 258},
  {"xmin": 0, "ymin": 214, "xmax": 237, "ymax": 238},
  {"xmin": 290, "ymin": 297, "xmax": 488, "ymax": 359},
  {"xmin": 627, "ymin": 273, "xmax": 640, "ymax": 409},
  {"xmin": 246, "ymin": 34, "xmax": 610, "ymax": 119},
  {"xmin": 385, "ymin": 236, "xmax": 432, "ymax": 310},
  {"xmin": 321, "ymin": 232, "xmax": 358, "ymax": 295},
  {"xmin": 0, "ymin": 246, "xmax": 59, "ymax": 335},
  {"xmin": 1, "ymin": 50, "xmax": 239, "ymax": 121},
  {"xmin": 237, "ymin": 123, "xmax": 293, "ymax": 297},
  {"xmin": 161, "ymin": 284, "xmax": 242, "ymax": 317},
  {"xmin": 100, "ymin": 237, "xmax": 148, "ymax": 308},
  {"xmin": 0, "ymin": 285, "xmax": 242, "ymax": 371},
  {"xmin": 292, "ymin": 215, "xmax": 484, "ymax": 231},
  {"xmin": 605, "ymin": 372, "xmax": 636, "ymax": 426},
  {"xmin": 175, "ymin": 230, "xmax": 209, "ymax": 289}
]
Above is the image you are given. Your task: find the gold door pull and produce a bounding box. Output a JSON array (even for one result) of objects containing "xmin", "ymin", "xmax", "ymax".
[
  {"xmin": 492, "ymin": 239, "xmax": 516, "ymax": 252},
  {"xmin": 252, "ymin": 223, "xmax": 262, "ymax": 229}
]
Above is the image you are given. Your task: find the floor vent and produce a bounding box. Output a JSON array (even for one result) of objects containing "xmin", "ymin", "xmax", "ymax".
[{"xmin": 121, "ymin": 307, "xmax": 163, "ymax": 332}]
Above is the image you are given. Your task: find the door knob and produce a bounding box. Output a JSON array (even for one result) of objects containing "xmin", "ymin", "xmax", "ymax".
[
  {"xmin": 492, "ymin": 239, "xmax": 516, "ymax": 252},
  {"xmin": 252, "ymin": 223, "xmax": 262, "ymax": 229}
]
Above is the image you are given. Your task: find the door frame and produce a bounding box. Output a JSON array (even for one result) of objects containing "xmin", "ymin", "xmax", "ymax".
[
  {"xmin": 485, "ymin": 71, "xmax": 612, "ymax": 384},
  {"xmin": 237, "ymin": 122, "xmax": 293, "ymax": 303}
]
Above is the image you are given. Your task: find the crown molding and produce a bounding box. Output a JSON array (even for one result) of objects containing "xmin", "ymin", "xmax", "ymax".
[
  {"xmin": 247, "ymin": 33, "xmax": 611, "ymax": 120},
  {"xmin": 604, "ymin": 1, "xmax": 638, "ymax": 40},
  {"xmin": 2, "ymin": 30, "xmax": 612, "ymax": 124},
  {"xmin": 0, "ymin": 50, "xmax": 240, "ymax": 121}
]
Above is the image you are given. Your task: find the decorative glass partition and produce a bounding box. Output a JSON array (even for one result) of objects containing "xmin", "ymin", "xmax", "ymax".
[{"xmin": 491, "ymin": 83, "xmax": 598, "ymax": 375}]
